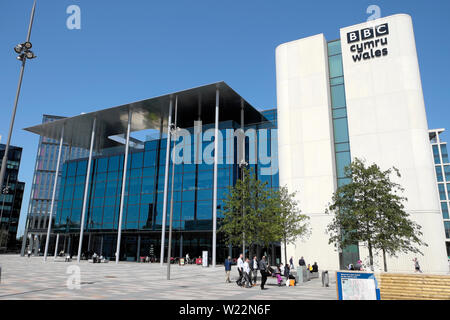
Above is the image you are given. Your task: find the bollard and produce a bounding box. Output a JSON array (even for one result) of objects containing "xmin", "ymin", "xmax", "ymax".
[{"xmin": 321, "ymin": 270, "xmax": 329, "ymax": 287}]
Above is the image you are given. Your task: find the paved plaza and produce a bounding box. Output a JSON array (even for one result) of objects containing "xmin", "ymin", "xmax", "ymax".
[{"xmin": 0, "ymin": 255, "xmax": 337, "ymax": 300}]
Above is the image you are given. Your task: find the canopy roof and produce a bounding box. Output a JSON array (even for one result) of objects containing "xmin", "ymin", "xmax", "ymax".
[{"xmin": 24, "ymin": 82, "xmax": 266, "ymax": 150}]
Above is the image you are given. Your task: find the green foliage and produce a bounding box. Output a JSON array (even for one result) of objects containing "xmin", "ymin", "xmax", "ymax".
[
  {"xmin": 220, "ymin": 167, "xmax": 310, "ymax": 252},
  {"xmin": 326, "ymin": 158, "xmax": 427, "ymax": 271}
]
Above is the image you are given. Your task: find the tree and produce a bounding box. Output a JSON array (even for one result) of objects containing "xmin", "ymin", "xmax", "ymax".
[
  {"xmin": 220, "ymin": 167, "xmax": 310, "ymax": 264},
  {"xmin": 273, "ymin": 186, "xmax": 310, "ymax": 265},
  {"xmin": 219, "ymin": 167, "xmax": 276, "ymax": 256},
  {"xmin": 326, "ymin": 158, "xmax": 427, "ymax": 271}
]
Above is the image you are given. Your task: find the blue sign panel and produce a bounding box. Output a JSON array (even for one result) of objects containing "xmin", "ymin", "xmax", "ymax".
[{"xmin": 336, "ymin": 271, "xmax": 381, "ymax": 300}]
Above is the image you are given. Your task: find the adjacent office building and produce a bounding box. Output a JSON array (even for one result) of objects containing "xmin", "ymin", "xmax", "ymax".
[
  {"xmin": 0, "ymin": 144, "xmax": 25, "ymax": 252},
  {"xmin": 277, "ymin": 13, "xmax": 448, "ymax": 272},
  {"xmin": 429, "ymin": 128, "xmax": 450, "ymax": 259},
  {"xmin": 21, "ymin": 115, "xmax": 88, "ymax": 256},
  {"xmin": 24, "ymin": 83, "xmax": 279, "ymax": 263}
]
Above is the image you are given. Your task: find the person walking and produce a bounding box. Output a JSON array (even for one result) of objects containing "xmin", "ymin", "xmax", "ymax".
[
  {"xmin": 298, "ymin": 256, "xmax": 306, "ymax": 267},
  {"xmin": 251, "ymin": 256, "xmax": 259, "ymax": 286},
  {"xmin": 284, "ymin": 262, "xmax": 290, "ymax": 282},
  {"xmin": 289, "ymin": 256, "xmax": 294, "ymax": 269},
  {"xmin": 259, "ymin": 256, "xmax": 269, "ymax": 290},
  {"xmin": 225, "ymin": 256, "xmax": 232, "ymax": 283},
  {"xmin": 243, "ymin": 258, "xmax": 252, "ymax": 288},
  {"xmin": 236, "ymin": 253, "xmax": 244, "ymax": 286},
  {"xmin": 413, "ymin": 258, "xmax": 423, "ymax": 273}
]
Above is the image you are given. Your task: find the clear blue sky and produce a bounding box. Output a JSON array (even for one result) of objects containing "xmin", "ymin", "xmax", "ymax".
[{"xmin": 0, "ymin": 0, "xmax": 449, "ymax": 238}]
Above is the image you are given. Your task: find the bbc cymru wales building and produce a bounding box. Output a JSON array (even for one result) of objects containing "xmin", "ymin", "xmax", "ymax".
[
  {"xmin": 22, "ymin": 14, "xmax": 449, "ymax": 272},
  {"xmin": 276, "ymin": 14, "xmax": 448, "ymax": 272}
]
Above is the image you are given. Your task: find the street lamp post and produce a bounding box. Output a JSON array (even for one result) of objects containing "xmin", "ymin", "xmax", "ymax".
[
  {"xmin": 167, "ymin": 97, "xmax": 179, "ymax": 280},
  {"xmin": 0, "ymin": 0, "xmax": 38, "ymax": 200}
]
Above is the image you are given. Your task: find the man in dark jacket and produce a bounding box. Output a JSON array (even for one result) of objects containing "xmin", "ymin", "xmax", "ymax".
[
  {"xmin": 225, "ymin": 256, "xmax": 232, "ymax": 283},
  {"xmin": 259, "ymin": 256, "xmax": 269, "ymax": 290},
  {"xmin": 298, "ymin": 256, "xmax": 306, "ymax": 267}
]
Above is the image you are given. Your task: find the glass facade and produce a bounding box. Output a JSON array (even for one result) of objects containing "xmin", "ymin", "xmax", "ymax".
[
  {"xmin": 22, "ymin": 114, "xmax": 89, "ymax": 256},
  {"xmin": 0, "ymin": 144, "xmax": 25, "ymax": 252},
  {"xmin": 429, "ymin": 129, "xmax": 450, "ymax": 259},
  {"xmin": 53, "ymin": 114, "xmax": 279, "ymax": 262},
  {"xmin": 327, "ymin": 40, "xmax": 359, "ymax": 268}
]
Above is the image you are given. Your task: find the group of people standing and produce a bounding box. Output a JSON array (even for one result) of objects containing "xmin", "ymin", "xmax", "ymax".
[{"xmin": 225, "ymin": 254, "xmax": 302, "ymax": 290}]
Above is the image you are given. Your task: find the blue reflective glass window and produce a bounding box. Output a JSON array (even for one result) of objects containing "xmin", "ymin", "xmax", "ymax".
[
  {"xmin": 447, "ymin": 184, "xmax": 450, "ymax": 200},
  {"xmin": 337, "ymin": 177, "xmax": 351, "ymax": 188},
  {"xmin": 335, "ymin": 152, "xmax": 351, "ymax": 178},
  {"xmin": 126, "ymin": 205, "xmax": 140, "ymax": 221},
  {"xmin": 331, "ymin": 85, "xmax": 346, "ymax": 108},
  {"xmin": 197, "ymin": 171, "xmax": 213, "ymax": 189},
  {"xmin": 97, "ymin": 158, "xmax": 108, "ymax": 173},
  {"xmin": 439, "ymin": 184, "xmax": 446, "ymax": 200},
  {"xmin": 142, "ymin": 167, "xmax": 155, "ymax": 177},
  {"xmin": 145, "ymin": 140, "xmax": 159, "ymax": 151},
  {"xmin": 330, "ymin": 77, "xmax": 344, "ymax": 86},
  {"xmin": 75, "ymin": 175, "xmax": 85, "ymax": 185},
  {"xmin": 142, "ymin": 177, "xmax": 155, "ymax": 194},
  {"xmin": 104, "ymin": 197, "xmax": 115, "ymax": 207},
  {"xmin": 106, "ymin": 180, "xmax": 117, "ymax": 195},
  {"xmin": 197, "ymin": 189, "xmax": 212, "ymax": 201},
  {"xmin": 103, "ymin": 208, "xmax": 115, "ymax": 224},
  {"xmin": 329, "ymin": 54, "xmax": 343, "ymax": 78},
  {"xmin": 441, "ymin": 202, "xmax": 449, "ymax": 219},
  {"xmin": 130, "ymin": 168, "xmax": 142, "ymax": 178},
  {"xmin": 445, "ymin": 165, "xmax": 450, "ymax": 181},
  {"xmin": 128, "ymin": 178, "xmax": 141, "ymax": 195},
  {"xmin": 141, "ymin": 194, "xmax": 154, "ymax": 204},
  {"xmin": 333, "ymin": 118, "xmax": 349, "ymax": 143},
  {"xmin": 444, "ymin": 221, "xmax": 450, "ymax": 239},
  {"xmin": 128, "ymin": 194, "xmax": 140, "ymax": 205},
  {"xmin": 96, "ymin": 172, "xmax": 107, "ymax": 182},
  {"xmin": 63, "ymin": 186, "xmax": 74, "ymax": 200},
  {"xmin": 335, "ymin": 142, "xmax": 350, "ymax": 153},
  {"xmin": 144, "ymin": 151, "xmax": 156, "ymax": 167},
  {"xmin": 197, "ymin": 201, "xmax": 212, "ymax": 220},
  {"xmin": 441, "ymin": 145, "xmax": 449, "ymax": 163},
  {"xmin": 436, "ymin": 166, "xmax": 444, "ymax": 182},
  {"xmin": 328, "ymin": 40, "xmax": 341, "ymax": 56},
  {"xmin": 433, "ymin": 145, "xmax": 441, "ymax": 164},
  {"xmin": 67, "ymin": 162, "xmax": 77, "ymax": 177},
  {"xmin": 181, "ymin": 202, "xmax": 195, "ymax": 220},
  {"xmin": 182, "ymin": 173, "xmax": 195, "ymax": 191},
  {"xmin": 182, "ymin": 190, "xmax": 195, "ymax": 202},
  {"xmin": 131, "ymin": 152, "xmax": 143, "ymax": 169},
  {"xmin": 94, "ymin": 182, "xmax": 105, "ymax": 198},
  {"xmin": 93, "ymin": 197, "xmax": 104, "ymax": 207},
  {"xmin": 108, "ymin": 156, "xmax": 120, "ymax": 172},
  {"xmin": 333, "ymin": 108, "xmax": 347, "ymax": 119}
]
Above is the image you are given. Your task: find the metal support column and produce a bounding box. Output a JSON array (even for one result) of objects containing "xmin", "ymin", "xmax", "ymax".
[
  {"xmin": 160, "ymin": 97, "xmax": 173, "ymax": 266},
  {"xmin": 77, "ymin": 118, "xmax": 96, "ymax": 263},
  {"xmin": 44, "ymin": 125, "xmax": 64, "ymax": 261},
  {"xmin": 137, "ymin": 235, "xmax": 141, "ymax": 262},
  {"xmin": 54, "ymin": 234, "xmax": 60, "ymax": 258},
  {"xmin": 212, "ymin": 87, "xmax": 220, "ymax": 267},
  {"xmin": 116, "ymin": 108, "xmax": 132, "ymax": 264},
  {"xmin": 167, "ymin": 97, "xmax": 178, "ymax": 279}
]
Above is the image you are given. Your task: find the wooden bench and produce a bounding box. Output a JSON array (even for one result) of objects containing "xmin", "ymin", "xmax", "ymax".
[{"xmin": 376, "ymin": 273, "xmax": 450, "ymax": 300}]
